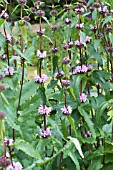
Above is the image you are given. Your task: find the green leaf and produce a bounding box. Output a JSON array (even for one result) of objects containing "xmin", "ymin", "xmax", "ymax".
[
  {"xmin": 15, "ymin": 139, "xmax": 41, "ymax": 159},
  {"xmin": 78, "ymin": 106, "xmax": 96, "ymax": 139},
  {"xmin": 92, "ymin": 9, "xmax": 97, "ymax": 19},
  {"xmin": 68, "ymin": 116, "xmax": 76, "ymax": 134},
  {"xmin": 88, "ymin": 158, "xmax": 103, "ymax": 170},
  {"xmin": 102, "ymin": 16, "xmax": 112, "ymax": 26},
  {"xmin": 109, "ymin": 33, "xmax": 113, "ymax": 46},
  {"xmin": 68, "ymin": 151, "xmax": 80, "ymax": 170},
  {"xmin": 68, "ymin": 137, "xmax": 84, "ymax": 158},
  {"xmin": 13, "ymin": 45, "xmax": 28, "ymax": 61},
  {"xmin": 94, "ymin": 39, "xmax": 100, "ymax": 52},
  {"xmin": 80, "ymin": 32, "xmax": 86, "ymax": 43}
]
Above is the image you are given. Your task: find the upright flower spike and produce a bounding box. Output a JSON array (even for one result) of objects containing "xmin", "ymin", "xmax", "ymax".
[
  {"xmin": 61, "ymin": 105, "xmax": 72, "ymax": 115},
  {"xmin": 38, "ymin": 105, "xmax": 51, "ymax": 115}
]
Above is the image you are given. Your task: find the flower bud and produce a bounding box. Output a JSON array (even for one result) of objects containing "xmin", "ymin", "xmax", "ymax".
[{"xmin": 0, "ymin": 112, "xmax": 5, "ymax": 120}]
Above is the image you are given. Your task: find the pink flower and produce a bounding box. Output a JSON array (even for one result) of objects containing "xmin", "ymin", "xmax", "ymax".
[
  {"xmin": 4, "ymin": 138, "xmax": 14, "ymax": 146},
  {"xmin": 75, "ymin": 65, "xmax": 88, "ymax": 73},
  {"xmin": 4, "ymin": 67, "xmax": 14, "ymax": 76},
  {"xmin": 39, "ymin": 128, "xmax": 51, "ymax": 138},
  {"xmin": 38, "ymin": 105, "xmax": 51, "ymax": 115},
  {"xmin": 62, "ymin": 57, "xmax": 71, "ymax": 64},
  {"xmin": 75, "ymin": 39, "xmax": 84, "ymax": 47},
  {"xmin": 80, "ymin": 93, "xmax": 87, "ymax": 103},
  {"xmin": 61, "ymin": 105, "xmax": 72, "ymax": 115},
  {"xmin": 6, "ymin": 34, "xmax": 12, "ymax": 42},
  {"xmin": 76, "ymin": 23, "xmax": 84, "ymax": 29},
  {"xmin": 1, "ymin": 54, "xmax": 7, "ymax": 59},
  {"xmin": 98, "ymin": 6, "xmax": 107, "ymax": 13},
  {"xmin": 61, "ymin": 80, "xmax": 70, "ymax": 87},
  {"xmin": 6, "ymin": 162, "xmax": 22, "ymax": 170},
  {"xmin": 87, "ymin": 64, "xmax": 93, "ymax": 71},
  {"xmin": 86, "ymin": 36, "xmax": 91, "ymax": 43},
  {"xmin": 54, "ymin": 71, "xmax": 64, "ymax": 79},
  {"xmin": 65, "ymin": 18, "xmax": 71, "ymax": 24},
  {"xmin": 37, "ymin": 50, "xmax": 46, "ymax": 58},
  {"xmin": 34, "ymin": 74, "xmax": 48, "ymax": 84}
]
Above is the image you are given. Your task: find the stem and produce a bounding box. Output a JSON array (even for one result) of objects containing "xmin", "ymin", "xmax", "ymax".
[
  {"xmin": 112, "ymin": 119, "xmax": 113, "ymax": 141},
  {"xmin": 64, "ymin": 90, "xmax": 67, "ymax": 107},
  {"xmin": 39, "ymin": 59, "xmax": 42, "ymax": 77},
  {"xmin": 16, "ymin": 59, "xmax": 25, "ymax": 116},
  {"xmin": 58, "ymin": 152, "xmax": 63, "ymax": 170},
  {"xmin": 8, "ymin": 146, "xmax": 13, "ymax": 166},
  {"xmin": 44, "ymin": 114, "xmax": 46, "ymax": 131},
  {"xmin": 4, "ymin": 26, "xmax": 10, "ymax": 66},
  {"xmin": 80, "ymin": 47, "xmax": 82, "ymax": 67}
]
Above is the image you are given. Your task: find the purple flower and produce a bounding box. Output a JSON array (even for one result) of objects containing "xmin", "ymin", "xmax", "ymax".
[
  {"xmin": 64, "ymin": 5, "xmax": 70, "ymax": 11},
  {"xmin": 62, "ymin": 44, "xmax": 69, "ymax": 50},
  {"xmin": 51, "ymin": 47, "xmax": 58, "ymax": 53},
  {"xmin": 38, "ymin": 105, "xmax": 51, "ymax": 115},
  {"xmin": 39, "ymin": 128, "xmax": 51, "ymax": 138},
  {"xmin": 61, "ymin": 79, "xmax": 70, "ymax": 87},
  {"xmin": 93, "ymin": 2, "xmax": 101, "ymax": 8},
  {"xmin": 18, "ymin": 0, "xmax": 27, "ymax": 5},
  {"xmin": 6, "ymin": 162, "xmax": 22, "ymax": 170},
  {"xmin": 34, "ymin": 74, "xmax": 48, "ymax": 84},
  {"xmin": 75, "ymin": 65, "xmax": 88, "ymax": 74},
  {"xmin": 68, "ymin": 41, "xmax": 73, "ymax": 48},
  {"xmin": 6, "ymin": 34, "xmax": 12, "ymax": 42},
  {"xmin": 0, "ymin": 156, "xmax": 10, "ymax": 168},
  {"xmin": 76, "ymin": 23, "xmax": 84, "ymax": 29},
  {"xmin": 85, "ymin": 131, "xmax": 92, "ymax": 138},
  {"xmin": 0, "ymin": 10, "xmax": 8, "ymax": 19},
  {"xmin": 80, "ymin": 93, "xmax": 87, "ymax": 103},
  {"xmin": 54, "ymin": 71, "xmax": 64, "ymax": 79},
  {"xmin": 37, "ymin": 50, "xmax": 46, "ymax": 58},
  {"xmin": 61, "ymin": 105, "xmax": 72, "ymax": 115},
  {"xmin": 87, "ymin": 64, "xmax": 93, "ymax": 71},
  {"xmin": 65, "ymin": 18, "xmax": 71, "ymax": 24},
  {"xmin": 4, "ymin": 138, "xmax": 14, "ymax": 146},
  {"xmin": 74, "ymin": 8, "xmax": 84, "ymax": 14},
  {"xmin": 90, "ymin": 25, "xmax": 97, "ymax": 32},
  {"xmin": 75, "ymin": 39, "xmax": 84, "ymax": 48},
  {"xmin": 51, "ymin": 25, "xmax": 58, "ymax": 31},
  {"xmin": 50, "ymin": 10, "xmax": 58, "ymax": 16},
  {"xmin": 1, "ymin": 54, "xmax": 7, "ymax": 59},
  {"xmin": 98, "ymin": 6, "xmax": 107, "ymax": 13},
  {"xmin": 62, "ymin": 57, "xmax": 71, "ymax": 64},
  {"xmin": 86, "ymin": 36, "xmax": 91, "ymax": 43},
  {"xmin": 4, "ymin": 67, "xmax": 14, "ymax": 76},
  {"xmin": 36, "ymin": 10, "xmax": 45, "ymax": 17},
  {"xmin": 37, "ymin": 29, "xmax": 45, "ymax": 36}
]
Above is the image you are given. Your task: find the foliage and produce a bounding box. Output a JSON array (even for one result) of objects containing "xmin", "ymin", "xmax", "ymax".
[{"xmin": 0, "ymin": 0, "xmax": 113, "ymax": 170}]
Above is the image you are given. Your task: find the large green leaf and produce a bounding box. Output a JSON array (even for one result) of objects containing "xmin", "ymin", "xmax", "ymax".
[
  {"xmin": 68, "ymin": 151, "xmax": 80, "ymax": 170},
  {"xmin": 15, "ymin": 139, "xmax": 41, "ymax": 159},
  {"xmin": 78, "ymin": 106, "xmax": 96, "ymax": 139}
]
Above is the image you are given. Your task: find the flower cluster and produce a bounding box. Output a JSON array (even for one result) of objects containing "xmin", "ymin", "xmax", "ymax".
[
  {"xmin": 37, "ymin": 29, "xmax": 45, "ymax": 36},
  {"xmin": 18, "ymin": 0, "xmax": 27, "ymax": 5},
  {"xmin": 0, "ymin": 10, "xmax": 8, "ymax": 19},
  {"xmin": 34, "ymin": 74, "xmax": 48, "ymax": 84},
  {"xmin": 0, "ymin": 85, "xmax": 6, "ymax": 91},
  {"xmin": 4, "ymin": 137, "xmax": 14, "ymax": 146},
  {"xmin": 61, "ymin": 79, "xmax": 70, "ymax": 87},
  {"xmin": 39, "ymin": 128, "xmax": 51, "ymax": 138},
  {"xmin": 38, "ymin": 105, "xmax": 51, "ymax": 115},
  {"xmin": 61, "ymin": 105, "xmax": 72, "ymax": 115},
  {"xmin": 85, "ymin": 131, "xmax": 92, "ymax": 138},
  {"xmin": 6, "ymin": 34, "xmax": 12, "ymax": 42},
  {"xmin": 54, "ymin": 71, "xmax": 64, "ymax": 79},
  {"xmin": 0, "ymin": 156, "xmax": 10, "ymax": 168},
  {"xmin": 37, "ymin": 50, "xmax": 47, "ymax": 58},
  {"xmin": 76, "ymin": 23, "xmax": 84, "ymax": 29},
  {"xmin": 80, "ymin": 93, "xmax": 87, "ymax": 103},
  {"xmin": 4, "ymin": 67, "xmax": 14, "ymax": 76},
  {"xmin": 1, "ymin": 54, "xmax": 7, "ymax": 60},
  {"xmin": 62, "ymin": 57, "xmax": 71, "ymax": 64},
  {"xmin": 6, "ymin": 162, "xmax": 22, "ymax": 170},
  {"xmin": 63, "ymin": 41, "xmax": 73, "ymax": 50}
]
